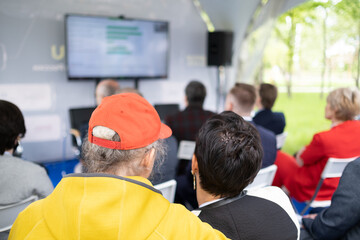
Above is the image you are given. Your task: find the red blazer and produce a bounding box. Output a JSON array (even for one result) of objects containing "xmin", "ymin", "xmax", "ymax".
[{"xmin": 286, "ymin": 120, "xmax": 360, "ymax": 201}]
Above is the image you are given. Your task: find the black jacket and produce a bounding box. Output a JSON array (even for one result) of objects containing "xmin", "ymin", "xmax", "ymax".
[
  {"xmin": 253, "ymin": 109, "xmax": 286, "ymax": 135},
  {"xmin": 197, "ymin": 187, "xmax": 299, "ymax": 240}
]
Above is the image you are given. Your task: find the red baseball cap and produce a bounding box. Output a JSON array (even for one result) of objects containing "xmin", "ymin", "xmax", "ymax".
[{"xmin": 88, "ymin": 93, "xmax": 172, "ymax": 150}]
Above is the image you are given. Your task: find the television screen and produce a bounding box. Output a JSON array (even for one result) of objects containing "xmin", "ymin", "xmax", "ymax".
[{"xmin": 66, "ymin": 14, "xmax": 169, "ymax": 80}]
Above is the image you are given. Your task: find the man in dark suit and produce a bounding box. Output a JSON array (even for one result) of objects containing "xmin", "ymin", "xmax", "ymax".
[
  {"xmin": 253, "ymin": 83, "xmax": 285, "ymax": 135},
  {"xmin": 225, "ymin": 83, "xmax": 277, "ymax": 168}
]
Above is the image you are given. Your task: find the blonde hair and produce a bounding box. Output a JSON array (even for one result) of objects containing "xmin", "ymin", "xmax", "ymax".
[{"xmin": 327, "ymin": 88, "xmax": 360, "ymax": 121}]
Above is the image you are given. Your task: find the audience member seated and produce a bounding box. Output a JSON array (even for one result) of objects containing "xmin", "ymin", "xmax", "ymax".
[
  {"xmin": 192, "ymin": 111, "xmax": 299, "ymax": 240},
  {"xmin": 0, "ymin": 100, "xmax": 53, "ymax": 239},
  {"xmin": 301, "ymin": 157, "xmax": 360, "ymax": 240},
  {"xmin": 168, "ymin": 80, "xmax": 215, "ymax": 209},
  {"xmin": 165, "ymin": 80, "xmax": 215, "ymax": 143},
  {"xmin": 95, "ymin": 79, "xmax": 121, "ymax": 105},
  {"xmin": 253, "ymin": 83, "xmax": 286, "ymax": 135},
  {"xmin": 273, "ymin": 87, "xmax": 360, "ymax": 203},
  {"xmin": 9, "ymin": 93, "xmax": 228, "ymax": 240},
  {"xmin": 225, "ymin": 83, "xmax": 277, "ymax": 168}
]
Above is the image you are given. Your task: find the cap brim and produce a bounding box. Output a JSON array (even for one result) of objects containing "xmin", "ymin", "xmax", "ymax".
[{"xmin": 159, "ymin": 123, "xmax": 172, "ymax": 139}]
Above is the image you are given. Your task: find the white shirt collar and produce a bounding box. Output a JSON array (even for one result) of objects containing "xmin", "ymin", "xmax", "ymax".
[
  {"xmin": 242, "ymin": 116, "xmax": 253, "ymax": 121},
  {"xmin": 199, "ymin": 197, "xmax": 225, "ymax": 208}
]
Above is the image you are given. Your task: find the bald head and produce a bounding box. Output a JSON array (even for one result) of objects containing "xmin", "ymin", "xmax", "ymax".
[
  {"xmin": 95, "ymin": 79, "xmax": 121, "ymax": 105},
  {"xmin": 118, "ymin": 87, "xmax": 143, "ymax": 97}
]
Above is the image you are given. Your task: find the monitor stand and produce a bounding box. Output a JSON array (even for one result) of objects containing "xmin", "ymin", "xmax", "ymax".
[{"xmin": 134, "ymin": 78, "xmax": 140, "ymax": 89}]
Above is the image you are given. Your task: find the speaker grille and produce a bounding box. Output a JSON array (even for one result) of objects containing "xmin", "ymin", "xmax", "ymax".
[{"xmin": 207, "ymin": 31, "xmax": 233, "ymax": 66}]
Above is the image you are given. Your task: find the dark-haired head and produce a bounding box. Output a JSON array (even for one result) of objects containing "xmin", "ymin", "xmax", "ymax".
[
  {"xmin": 185, "ymin": 81, "xmax": 206, "ymax": 107},
  {"xmin": 0, "ymin": 100, "xmax": 26, "ymax": 155},
  {"xmin": 259, "ymin": 83, "xmax": 278, "ymax": 109},
  {"xmin": 194, "ymin": 111, "xmax": 263, "ymax": 198}
]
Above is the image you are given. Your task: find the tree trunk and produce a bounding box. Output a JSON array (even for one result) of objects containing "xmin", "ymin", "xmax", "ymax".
[
  {"xmin": 320, "ymin": 9, "xmax": 328, "ymax": 99},
  {"xmin": 254, "ymin": 60, "xmax": 264, "ymax": 85},
  {"xmin": 328, "ymin": 60, "xmax": 332, "ymax": 89},
  {"xmin": 287, "ymin": 13, "xmax": 295, "ymax": 98}
]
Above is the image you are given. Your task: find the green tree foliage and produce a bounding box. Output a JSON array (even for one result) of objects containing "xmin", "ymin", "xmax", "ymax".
[
  {"xmin": 273, "ymin": 1, "xmax": 324, "ymax": 97},
  {"xmin": 333, "ymin": 0, "xmax": 360, "ymax": 87}
]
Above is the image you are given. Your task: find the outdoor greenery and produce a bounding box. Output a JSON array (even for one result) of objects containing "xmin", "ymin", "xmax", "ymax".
[
  {"xmin": 272, "ymin": 92, "xmax": 330, "ymax": 155},
  {"xmin": 262, "ymin": 0, "xmax": 360, "ymax": 95},
  {"xmin": 256, "ymin": 0, "xmax": 360, "ymax": 154}
]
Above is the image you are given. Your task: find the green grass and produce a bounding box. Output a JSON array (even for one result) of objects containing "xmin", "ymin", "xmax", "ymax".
[{"xmin": 272, "ymin": 92, "xmax": 331, "ymax": 155}]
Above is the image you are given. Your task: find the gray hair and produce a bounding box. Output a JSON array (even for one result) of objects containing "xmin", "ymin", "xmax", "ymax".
[{"xmin": 82, "ymin": 126, "xmax": 166, "ymax": 175}]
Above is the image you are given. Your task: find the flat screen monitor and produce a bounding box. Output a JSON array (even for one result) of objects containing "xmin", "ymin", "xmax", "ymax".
[
  {"xmin": 69, "ymin": 107, "xmax": 96, "ymax": 132},
  {"xmin": 154, "ymin": 104, "xmax": 179, "ymax": 121},
  {"xmin": 65, "ymin": 14, "xmax": 169, "ymax": 80}
]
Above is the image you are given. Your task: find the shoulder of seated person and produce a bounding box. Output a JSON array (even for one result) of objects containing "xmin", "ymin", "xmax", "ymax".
[{"xmin": 256, "ymin": 124, "xmax": 276, "ymax": 137}]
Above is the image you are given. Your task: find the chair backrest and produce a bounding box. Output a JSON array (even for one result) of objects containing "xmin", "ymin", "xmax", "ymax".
[
  {"xmin": 154, "ymin": 179, "xmax": 177, "ymax": 203},
  {"xmin": 321, "ymin": 157, "xmax": 358, "ymax": 178},
  {"xmin": 276, "ymin": 132, "xmax": 288, "ymax": 149},
  {"xmin": 300, "ymin": 156, "xmax": 359, "ymax": 215},
  {"xmin": 245, "ymin": 165, "xmax": 277, "ymax": 190},
  {"xmin": 177, "ymin": 140, "xmax": 196, "ymax": 160},
  {"xmin": 0, "ymin": 195, "xmax": 38, "ymax": 232}
]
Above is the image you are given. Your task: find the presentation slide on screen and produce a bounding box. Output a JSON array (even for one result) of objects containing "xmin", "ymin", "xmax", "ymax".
[{"xmin": 66, "ymin": 16, "xmax": 168, "ymax": 78}]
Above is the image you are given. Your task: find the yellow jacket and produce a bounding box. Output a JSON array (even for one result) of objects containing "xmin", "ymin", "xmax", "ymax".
[{"xmin": 9, "ymin": 173, "xmax": 228, "ymax": 240}]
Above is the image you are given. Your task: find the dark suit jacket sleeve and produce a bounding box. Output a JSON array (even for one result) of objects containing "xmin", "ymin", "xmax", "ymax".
[
  {"xmin": 302, "ymin": 158, "xmax": 360, "ymax": 240},
  {"xmin": 256, "ymin": 125, "xmax": 277, "ymax": 168}
]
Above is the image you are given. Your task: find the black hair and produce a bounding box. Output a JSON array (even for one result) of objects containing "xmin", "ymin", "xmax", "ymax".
[
  {"xmin": 195, "ymin": 111, "xmax": 263, "ymax": 198},
  {"xmin": 0, "ymin": 100, "xmax": 26, "ymax": 155},
  {"xmin": 185, "ymin": 80, "xmax": 206, "ymax": 107}
]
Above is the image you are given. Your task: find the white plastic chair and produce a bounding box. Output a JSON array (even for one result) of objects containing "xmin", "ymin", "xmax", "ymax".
[
  {"xmin": 154, "ymin": 179, "xmax": 177, "ymax": 203},
  {"xmin": 177, "ymin": 140, "xmax": 196, "ymax": 160},
  {"xmin": 0, "ymin": 195, "xmax": 38, "ymax": 232},
  {"xmin": 245, "ymin": 165, "xmax": 277, "ymax": 190},
  {"xmin": 276, "ymin": 132, "xmax": 288, "ymax": 149},
  {"xmin": 300, "ymin": 156, "xmax": 358, "ymax": 215}
]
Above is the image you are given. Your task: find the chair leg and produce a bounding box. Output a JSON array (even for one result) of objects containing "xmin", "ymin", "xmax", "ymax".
[
  {"xmin": 291, "ymin": 198, "xmax": 311, "ymax": 215},
  {"xmin": 300, "ymin": 179, "xmax": 324, "ymax": 215}
]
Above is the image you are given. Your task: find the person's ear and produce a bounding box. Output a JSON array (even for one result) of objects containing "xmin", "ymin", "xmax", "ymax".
[
  {"xmin": 255, "ymin": 96, "xmax": 262, "ymax": 109},
  {"xmin": 191, "ymin": 154, "xmax": 198, "ymax": 173},
  {"xmin": 225, "ymin": 95, "xmax": 233, "ymax": 111},
  {"xmin": 14, "ymin": 136, "xmax": 20, "ymax": 145},
  {"xmin": 184, "ymin": 96, "xmax": 189, "ymax": 107},
  {"xmin": 141, "ymin": 148, "xmax": 156, "ymax": 174}
]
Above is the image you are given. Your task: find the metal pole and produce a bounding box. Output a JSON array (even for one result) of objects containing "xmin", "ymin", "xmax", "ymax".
[{"xmin": 217, "ymin": 65, "xmax": 225, "ymax": 112}]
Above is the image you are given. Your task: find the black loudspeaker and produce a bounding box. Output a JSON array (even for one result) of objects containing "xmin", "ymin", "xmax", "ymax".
[{"xmin": 207, "ymin": 31, "xmax": 233, "ymax": 66}]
